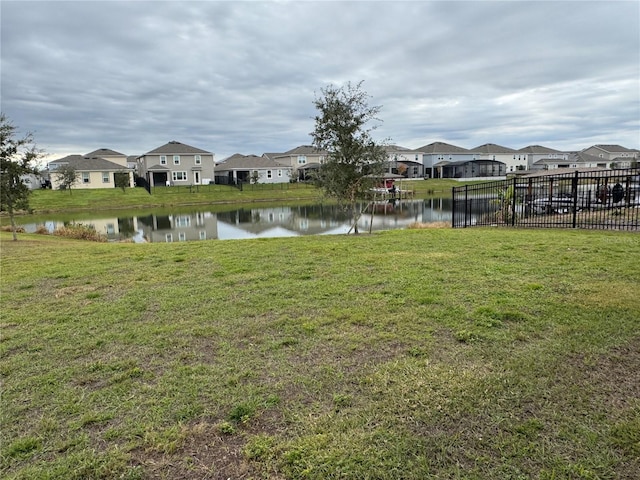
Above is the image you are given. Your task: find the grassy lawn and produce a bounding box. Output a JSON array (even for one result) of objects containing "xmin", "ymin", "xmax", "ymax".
[
  {"xmin": 1, "ymin": 228, "xmax": 639, "ymax": 479},
  {"xmin": 22, "ymin": 179, "xmax": 466, "ymax": 214}
]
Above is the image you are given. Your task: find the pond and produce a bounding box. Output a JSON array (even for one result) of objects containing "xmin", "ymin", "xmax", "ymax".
[{"xmin": 18, "ymin": 198, "xmax": 458, "ymax": 242}]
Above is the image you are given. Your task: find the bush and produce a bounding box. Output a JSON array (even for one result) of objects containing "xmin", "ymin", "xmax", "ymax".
[
  {"xmin": 53, "ymin": 224, "xmax": 107, "ymax": 242},
  {"xmin": 0, "ymin": 225, "xmax": 25, "ymax": 233}
]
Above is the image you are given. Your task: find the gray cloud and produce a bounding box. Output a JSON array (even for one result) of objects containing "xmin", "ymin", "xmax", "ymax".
[{"xmin": 2, "ymin": 0, "xmax": 638, "ymax": 163}]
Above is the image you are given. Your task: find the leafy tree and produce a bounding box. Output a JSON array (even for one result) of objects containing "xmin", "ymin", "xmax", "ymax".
[
  {"xmin": 114, "ymin": 170, "xmax": 131, "ymax": 192},
  {"xmin": 54, "ymin": 164, "xmax": 79, "ymax": 193},
  {"xmin": 310, "ymin": 81, "xmax": 388, "ymax": 233},
  {"xmin": 250, "ymin": 170, "xmax": 260, "ymax": 184},
  {"xmin": 0, "ymin": 114, "xmax": 44, "ymax": 241}
]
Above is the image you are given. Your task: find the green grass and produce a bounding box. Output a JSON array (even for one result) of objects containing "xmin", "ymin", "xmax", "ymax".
[
  {"xmin": 21, "ymin": 178, "xmax": 465, "ymax": 214},
  {"xmin": 1, "ymin": 228, "xmax": 639, "ymax": 479}
]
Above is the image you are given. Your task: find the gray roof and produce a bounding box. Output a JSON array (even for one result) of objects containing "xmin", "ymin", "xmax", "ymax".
[
  {"xmin": 85, "ymin": 148, "xmax": 125, "ymax": 157},
  {"xmin": 144, "ymin": 141, "xmax": 211, "ymax": 155},
  {"xmin": 517, "ymin": 145, "xmax": 563, "ymax": 154},
  {"xmin": 470, "ymin": 143, "xmax": 517, "ymax": 154},
  {"xmin": 216, "ymin": 154, "xmax": 287, "ymax": 170},
  {"xmin": 48, "ymin": 155, "xmax": 125, "ymax": 171},
  {"xmin": 384, "ymin": 145, "xmax": 416, "ymax": 152},
  {"xmin": 588, "ymin": 144, "xmax": 636, "ymax": 153},
  {"xmin": 146, "ymin": 164, "xmax": 171, "ymax": 171},
  {"xmin": 416, "ymin": 142, "xmax": 470, "ymax": 153},
  {"xmin": 434, "ymin": 159, "xmax": 505, "ymax": 167},
  {"xmin": 281, "ymin": 145, "xmax": 326, "ymax": 156}
]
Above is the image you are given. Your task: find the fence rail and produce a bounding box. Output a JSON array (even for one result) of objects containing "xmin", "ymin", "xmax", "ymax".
[{"xmin": 452, "ymin": 168, "xmax": 640, "ymax": 231}]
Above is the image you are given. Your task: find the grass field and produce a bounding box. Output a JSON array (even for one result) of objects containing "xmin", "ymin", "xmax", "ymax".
[
  {"xmin": 19, "ymin": 178, "xmax": 464, "ymax": 214},
  {"xmin": 1, "ymin": 228, "xmax": 639, "ymax": 479}
]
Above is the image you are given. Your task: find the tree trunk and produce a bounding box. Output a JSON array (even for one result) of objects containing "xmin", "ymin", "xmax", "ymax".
[{"xmin": 9, "ymin": 208, "xmax": 17, "ymax": 241}]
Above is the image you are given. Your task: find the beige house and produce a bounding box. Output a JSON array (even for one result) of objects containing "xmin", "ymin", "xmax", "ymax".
[
  {"xmin": 85, "ymin": 148, "xmax": 129, "ymax": 168},
  {"xmin": 48, "ymin": 154, "xmax": 134, "ymax": 190},
  {"xmin": 581, "ymin": 144, "xmax": 638, "ymax": 168},
  {"xmin": 137, "ymin": 141, "xmax": 215, "ymax": 187},
  {"xmin": 264, "ymin": 145, "xmax": 327, "ymax": 181}
]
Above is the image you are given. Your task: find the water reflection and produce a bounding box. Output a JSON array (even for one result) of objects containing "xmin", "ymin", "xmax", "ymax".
[{"xmin": 19, "ymin": 198, "xmax": 456, "ymax": 242}]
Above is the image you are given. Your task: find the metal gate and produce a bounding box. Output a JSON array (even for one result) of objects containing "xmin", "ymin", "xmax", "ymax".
[{"xmin": 452, "ymin": 169, "xmax": 640, "ymax": 231}]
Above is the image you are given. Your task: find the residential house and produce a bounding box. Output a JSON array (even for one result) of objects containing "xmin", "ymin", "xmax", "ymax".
[
  {"xmin": 469, "ymin": 143, "xmax": 521, "ymax": 173},
  {"xmin": 581, "ymin": 144, "xmax": 638, "ymax": 168},
  {"xmin": 137, "ymin": 141, "xmax": 214, "ymax": 187},
  {"xmin": 532, "ymin": 151, "xmax": 608, "ymax": 170},
  {"xmin": 434, "ymin": 159, "xmax": 506, "ymax": 179},
  {"xmin": 265, "ymin": 145, "xmax": 327, "ymax": 181},
  {"xmin": 85, "ymin": 148, "xmax": 128, "ymax": 168},
  {"xmin": 517, "ymin": 145, "xmax": 566, "ymax": 170},
  {"xmin": 215, "ymin": 154, "xmax": 292, "ymax": 185},
  {"xmin": 48, "ymin": 154, "xmax": 134, "ymax": 190},
  {"xmin": 416, "ymin": 142, "xmax": 473, "ymax": 178},
  {"xmin": 384, "ymin": 145, "xmax": 424, "ymax": 178}
]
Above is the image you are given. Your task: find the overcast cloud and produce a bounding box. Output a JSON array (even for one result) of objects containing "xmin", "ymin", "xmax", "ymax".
[{"xmin": 2, "ymin": 0, "xmax": 638, "ymax": 163}]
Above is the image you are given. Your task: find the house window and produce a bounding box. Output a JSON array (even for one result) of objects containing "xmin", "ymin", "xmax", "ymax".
[
  {"xmin": 297, "ymin": 155, "xmax": 307, "ymax": 164},
  {"xmin": 172, "ymin": 171, "xmax": 187, "ymax": 181},
  {"xmin": 173, "ymin": 155, "xmax": 180, "ymax": 165},
  {"xmin": 165, "ymin": 233, "xmax": 173, "ymax": 242},
  {"xmin": 82, "ymin": 172, "xmax": 90, "ymax": 184},
  {"xmin": 175, "ymin": 216, "xmax": 191, "ymax": 227},
  {"xmin": 160, "ymin": 155, "xmax": 167, "ymax": 165},
  {"xmin": 195, "ymin": 155, "xmax": 201, "ymax": 165},
  {"xmin": 178, "ymin": 232, "xmax": 186, "ymax": 242},
  {"xmin": 102, "ymin": 172, "xmax": 110, "ymax": 183},
  {"xmin": 267, "ymin": 170, "xmax": 272, "ymax": 179},
  {"xmin": 199, "ymin": 231, "xmax": 206, "ymax": 240}
]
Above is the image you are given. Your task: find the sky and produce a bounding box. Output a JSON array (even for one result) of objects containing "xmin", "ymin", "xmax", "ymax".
[{"xmin": 2, "ymin": 0, "xmax": 639, "ymax": 165}]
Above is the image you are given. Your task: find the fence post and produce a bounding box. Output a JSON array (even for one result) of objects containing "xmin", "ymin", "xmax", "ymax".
[
  {"xmin": 571, "ymin": 171, "xmax": 579, "ymax": 228},
  {"xmin": 511, "ymin": 177, "xmax": 517, "ymax": 227},
  {"xmin": 464, "ymin": 184, "xmax": 469, "ymax": 228},
  {"xmin": 451, "ymin": 187, "xmax": 456, "ymax": 228}
]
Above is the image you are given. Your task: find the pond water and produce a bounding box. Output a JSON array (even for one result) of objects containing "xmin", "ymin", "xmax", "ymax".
[{"xmin": 19, "ymin": 198, "xmax": 458, "ymax": 242}]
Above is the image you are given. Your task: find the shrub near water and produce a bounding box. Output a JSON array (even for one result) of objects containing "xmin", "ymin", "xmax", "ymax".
[{"xmin": 52, "ymin": 223, "xmax": 107, "ymax": 242}]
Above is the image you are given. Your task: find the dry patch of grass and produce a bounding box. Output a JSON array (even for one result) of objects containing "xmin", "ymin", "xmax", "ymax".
[{"xmin": 407, "ymin": 221, "xmax": 450, "ymax": 229}]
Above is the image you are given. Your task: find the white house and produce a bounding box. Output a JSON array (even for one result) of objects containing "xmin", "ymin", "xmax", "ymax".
[{"xmin": 416, "ymin": 142, "xmax": 473, "ymax": 178}]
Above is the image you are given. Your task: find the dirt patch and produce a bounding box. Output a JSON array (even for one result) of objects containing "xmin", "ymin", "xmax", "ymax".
[{"xmin": 130, "ymin": 422, "xmax": 258, "ymax": 480}]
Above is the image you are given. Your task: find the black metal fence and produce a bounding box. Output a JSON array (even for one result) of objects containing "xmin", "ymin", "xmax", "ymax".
[{"xmin": 452, "ymin": 168, "xmax": 640, "ymax": 231}]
